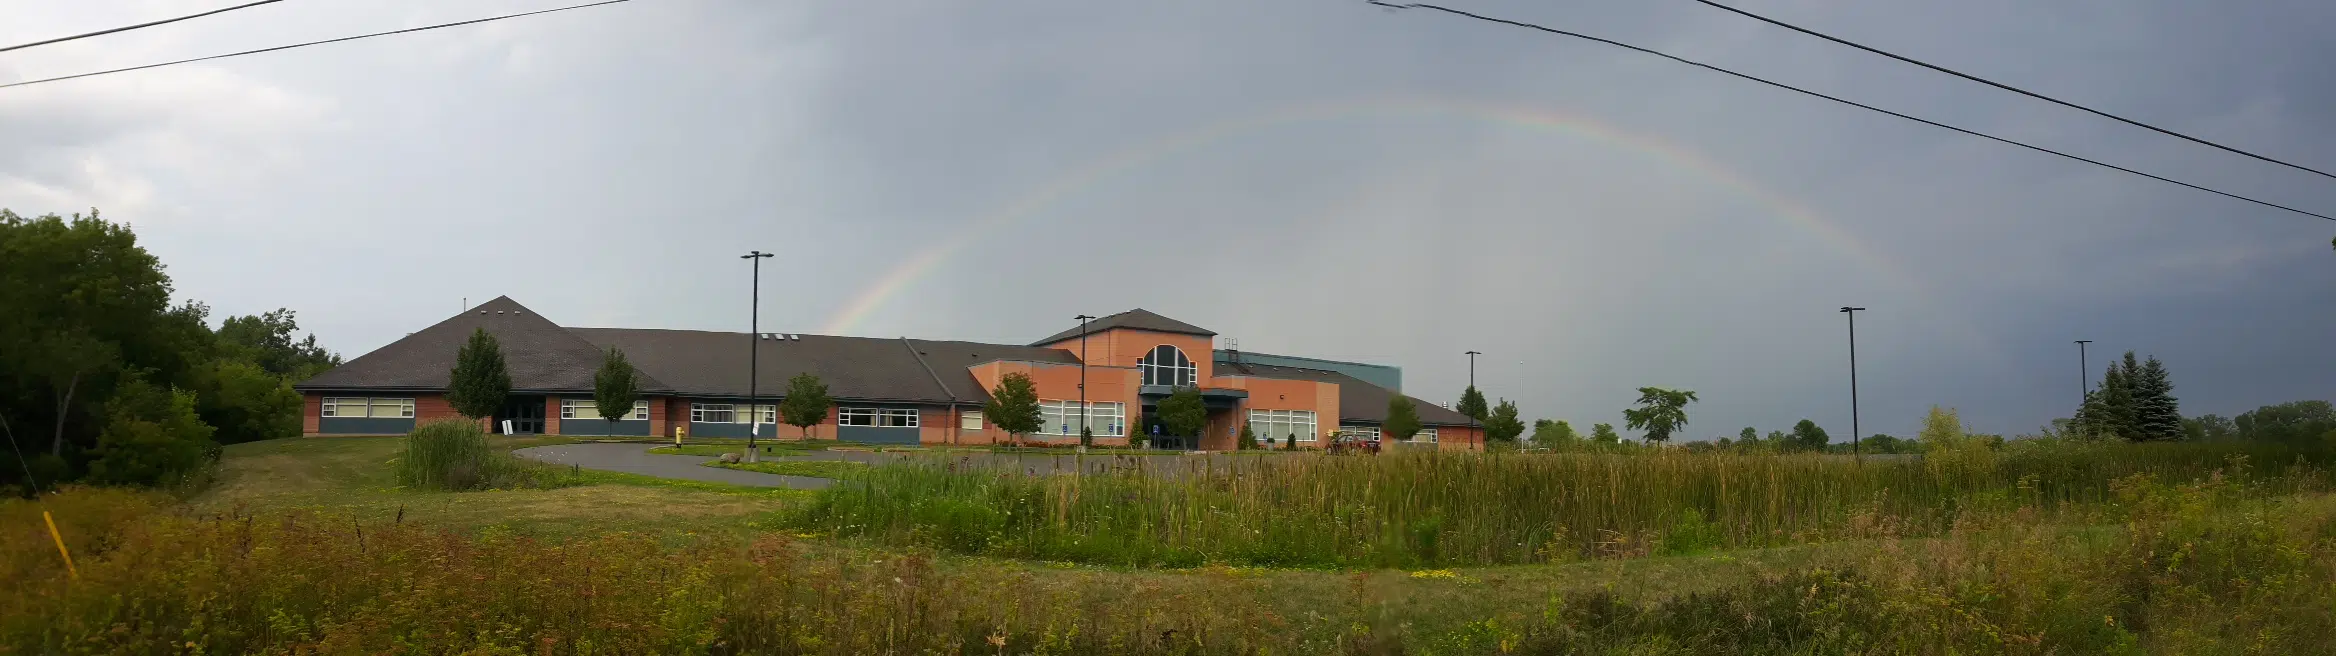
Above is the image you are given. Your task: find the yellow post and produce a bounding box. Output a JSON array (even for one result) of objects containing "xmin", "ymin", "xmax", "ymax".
[{"xmin": 43, "ymin": 510, "xmax": 77, "ymax": 579}]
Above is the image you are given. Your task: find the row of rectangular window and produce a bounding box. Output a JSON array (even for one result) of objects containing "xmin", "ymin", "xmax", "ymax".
[
  {"xmin": 1248, "ymin": 409, "xmax": 1319, "ymax": 443},
  {"xmin": 840, "ymin": 407, "xmax": 920, "ymax": 428},
  {"xmin": 560, "ymin": 399, "xmax": 649, "ymax": 420},
  {"xmin": 1039, "ymin": 400, "xmax": 1124, "ymax": 436},
  {"xmin": 321, "ymin": 397, "xmax": 414, "ymax": 418},
  {"xmin": 1337, "ymin": 425, "xmax": 1438, "ymax": 443},
  {"xmin": 690, "ymin": 403, "xmax": 775, "ymax": 424},
  {"xmin": 684, "ymin": 403, "xmax": 924, "ymax": 428}
]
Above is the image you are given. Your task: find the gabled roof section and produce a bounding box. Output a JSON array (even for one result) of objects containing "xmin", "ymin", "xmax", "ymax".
[
  {"xmin": 1217, "ymin": 361, "xmax": 1476, "ymax": 427},
  {"xmin": 1031, "ymin": 308, "xmax": 1214, "ymax": 346},
  {"xmin": 904, "ymin": 338, "xmax": 1084, "ymax": 404},
  {"xmin": 297, "ymin": 296, "xmax": 630, "ymax": 392}
]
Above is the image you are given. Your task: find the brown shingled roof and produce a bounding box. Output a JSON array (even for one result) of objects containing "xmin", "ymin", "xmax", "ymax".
[
  {"xmin": 1031, "ymin": 308, "xmax": 1213, "ymax": 346},
  {"xmin": 296, "ymin": 296, "xmax": 640, "ymax": 393},
  {"xmin": 1216, "ymin": 360, "xmax": 1477, "ymax": 427},
  {"xmin": 567, "ymin": 329, "xmax": 1081, "ymax": 403}
]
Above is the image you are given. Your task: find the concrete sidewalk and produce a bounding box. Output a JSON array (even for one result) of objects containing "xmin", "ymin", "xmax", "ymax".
[{"xmin": 513, "ymin": 442, "xmax": 835, "ymax": 490}]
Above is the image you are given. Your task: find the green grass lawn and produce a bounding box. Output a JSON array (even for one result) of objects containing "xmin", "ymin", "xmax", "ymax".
[{"xmin": 195, "ymin": 436, "xmax": 807, "ymax": 539}]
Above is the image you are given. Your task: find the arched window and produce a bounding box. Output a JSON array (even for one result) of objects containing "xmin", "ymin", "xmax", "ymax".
[{"xmin": 1138, "ymin": 344, "xmax": 1197, "ymax": 387}]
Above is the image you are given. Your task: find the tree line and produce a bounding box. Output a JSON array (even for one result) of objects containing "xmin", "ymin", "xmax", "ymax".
[{"xmin": 3, "ymin": 209, "xmax": 340, "ymax": 492}]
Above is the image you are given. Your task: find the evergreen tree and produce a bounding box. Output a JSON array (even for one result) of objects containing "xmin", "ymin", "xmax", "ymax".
[
  {"xmin": 1238, "ymin": 421, "xmax": 1258, "ymax": 450},
  {"xmin": 2078, "ymin": 354, "xmax": 2141, "ymax": 439},
  {"xmin": 592, "ymin": 347, "xmax": 641, "ymax": 437},
  {"xmin": 1457, "ymin": 386, "xmax": 1489, "ymax": 425},
  {"xmin": 779, "ymin": 372, "xmax": 832, "ymax": 440},
  {"xmin": 445, "ymin": 328, "xmax": 511, "ymax": 421},
  {"xmin": 984, "ymin": 372, "xmax": 1042, "ymax": 447},
  {"xmin": 1484, "ymin": 399, "xmax": 1525, "ymax": 443},
  {"xmin": 2129, "ymin": 355, "xmax": 2182, "ymax": 441},
  {"xmin": 1383, "ymin": 397, "xmax": 1423, "ymax": 443}
]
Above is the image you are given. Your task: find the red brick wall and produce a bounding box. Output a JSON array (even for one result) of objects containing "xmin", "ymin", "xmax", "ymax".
[
  {"xmin": 542, "ymin": 397, "xmax": 561, "ymax": 435},
  {"xmin": 413, "ymin": 394, "xmax": 457, "ymax": 425},
  {"xmin": 301, "ymin": 394, "xmax": 322, "ymax": 435}
]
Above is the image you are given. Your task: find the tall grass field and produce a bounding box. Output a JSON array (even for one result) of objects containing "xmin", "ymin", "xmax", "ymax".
[
  {"xmin": 10, "ymin": 470, "xmax": 2336, "ymax": 654},
  {"xmin": 794, "ymin": 440, "xmax": 2335, "ymax": 567}
]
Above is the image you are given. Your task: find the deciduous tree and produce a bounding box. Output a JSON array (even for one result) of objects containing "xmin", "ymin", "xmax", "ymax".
[
  {"xmin": 1621, "ymin": 387, "xmax": 1697, "ymax": 443},
  {"xmin": 1589, "ymin": 422, "xmax": 1621, "ymax": 444},
  {"xmin": 86, "ymin": 377, "xmax": 217, "ymax": 487},
  {"xmin": 1788, "ymin": 419, "xmax": 1830, "ymax": 452},
  {"xmin": 1384, "ymin": 397, "xmax": 1423, "ymax": 443},
  {"xmin": 217, "ymin": 308, "xmax": 342, "ymax": 381},
  {"xmin": 985, "ymin": 372, "xmax": 1042, "ymax": 447},
  {"xmin": 778, "ymin": 372, "xmax": 832, "ymax": 440},
  {"xmin": 1529, "ymin": 419, "xmax": 1576, "ymax": 450},
  {"xmin": 593, "ymin": 347, "xmax": 642, "ymax": 437},
  {"xmin": 1158, "ymin": 386, "xmax": 1207, "ymax": 445}
]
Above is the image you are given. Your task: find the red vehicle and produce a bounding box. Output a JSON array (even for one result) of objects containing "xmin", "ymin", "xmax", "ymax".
[{"xmin": 1327, "ymin": 433, "xmax": 1381, "ymax": 455}]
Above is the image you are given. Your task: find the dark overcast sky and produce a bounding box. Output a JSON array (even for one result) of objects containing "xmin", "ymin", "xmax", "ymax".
[{"xmin": 5, "ymin": 0, "xmax": 2332, "ymax": 440}]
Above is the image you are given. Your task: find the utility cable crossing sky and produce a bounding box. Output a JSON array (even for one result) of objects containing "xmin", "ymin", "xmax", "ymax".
[
  {"xmin": 1683, "ymin": 0, "xmax": 2336, "ymax": 184},
  {"xmin": 1364, "ymin": 0, "xmax": 2336, "ymax": 223}
]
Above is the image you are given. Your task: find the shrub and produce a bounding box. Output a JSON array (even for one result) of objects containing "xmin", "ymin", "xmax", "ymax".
[
  {"xmin": 85, "ymin": 377, "xmax": 218, "ymax": 489},
  {"xmin": 393, "ymin": 419, "xmax": 564, "ymax": 490}
]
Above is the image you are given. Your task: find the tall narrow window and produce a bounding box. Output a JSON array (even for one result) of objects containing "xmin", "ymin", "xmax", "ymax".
[{"xmin": 1137, "ymin": 344, "xmax": 1197, "ymax": 387}]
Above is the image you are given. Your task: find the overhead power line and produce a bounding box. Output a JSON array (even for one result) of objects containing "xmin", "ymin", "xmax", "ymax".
[
  {"xmin": 0, "ymin": 0, "xmax": 637, "ymax": 90},
  {"xmin": 1686, "ymin": 0, "xmax": 2336, "ymax": 184},
  {"xmin": 1, "ymin": 0, "xmax": 292, "ymax": 54},
  {"xmin": 1363, "ymin": 1, "xmax": 2336, "ymax": 223}
]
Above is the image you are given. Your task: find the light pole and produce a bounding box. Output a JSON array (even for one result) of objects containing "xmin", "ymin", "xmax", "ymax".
[
  {"xmin": 741, "ymin": 250, "xmax": 773, "ymax": 462},
  {"xmin": 2074, "ymin": 340, "xmax": 2093, "ymax": 404},
  {"xmin": 1075, "ymin": 314, "xmax": 1095, "ymax": 446},
  {"xmin": 1840, "ymin": 306, "xmax": 1865, "ymax": 463},
  {"xmin": 1464, "ymin": 350, "xmax": 1482, "ymax": 447}
]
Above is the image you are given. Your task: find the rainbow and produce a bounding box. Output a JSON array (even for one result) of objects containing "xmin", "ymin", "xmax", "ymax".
[{"xmin": 821, "ymin": 96, "xmax": 1955, "ymax": 345}]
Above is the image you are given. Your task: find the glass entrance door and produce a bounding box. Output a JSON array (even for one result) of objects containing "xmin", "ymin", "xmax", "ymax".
[{"xmin": 496, "ymin": 396, "xmax": 546, "ymax": 434}]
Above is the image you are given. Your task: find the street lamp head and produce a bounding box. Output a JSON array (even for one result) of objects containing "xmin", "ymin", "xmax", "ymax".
[
  {"xmin": 2075, "ymin": 340, "xmax": 2092, "ymax": 344},
  {"xmin": 740, "ymin": 251, "xmax": 773, "ymax": 259},
  {"xmin": 1839, "ymin": 306, "xmax": 1865, "ymax": 313},
  {"xmin": 1465, "ymin": 350, "xmax": 1482, "ymax": 356}
]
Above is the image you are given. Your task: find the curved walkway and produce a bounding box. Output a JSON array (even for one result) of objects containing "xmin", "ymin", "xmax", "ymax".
[{"xmin": 513, "ymin": 442, "xmax": 836, "ymax": 490}]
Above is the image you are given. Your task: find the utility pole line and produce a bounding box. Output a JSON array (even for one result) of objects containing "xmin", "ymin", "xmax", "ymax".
[{"xmin": 1840, "ymin": 306, "xmax": 1865, "ymax": 463}]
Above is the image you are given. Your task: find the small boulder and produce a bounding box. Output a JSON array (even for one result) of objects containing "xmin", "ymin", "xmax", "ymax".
[{"xmin": 718, "ymin": 452, "xmax": 742, "ymax": 464}]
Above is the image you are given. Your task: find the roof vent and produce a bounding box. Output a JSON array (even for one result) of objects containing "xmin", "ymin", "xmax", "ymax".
[
  {"xmin": 496, "ymin": 310, "xmax": 505, "ymax": 315},
  {"xmin": 789, "ymin": 333, "xmax": 800, "ymax": 341}
]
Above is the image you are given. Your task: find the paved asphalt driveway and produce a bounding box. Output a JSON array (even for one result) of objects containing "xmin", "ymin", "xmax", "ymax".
[{"xmin": 513, "ymin": 442, "xmax": 835, "ymax": 490}]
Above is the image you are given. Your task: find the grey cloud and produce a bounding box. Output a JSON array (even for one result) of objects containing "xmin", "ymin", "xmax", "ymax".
[{"xmin": 2, "ymin": 0, "xmax": 2330, "ymax": 440}]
